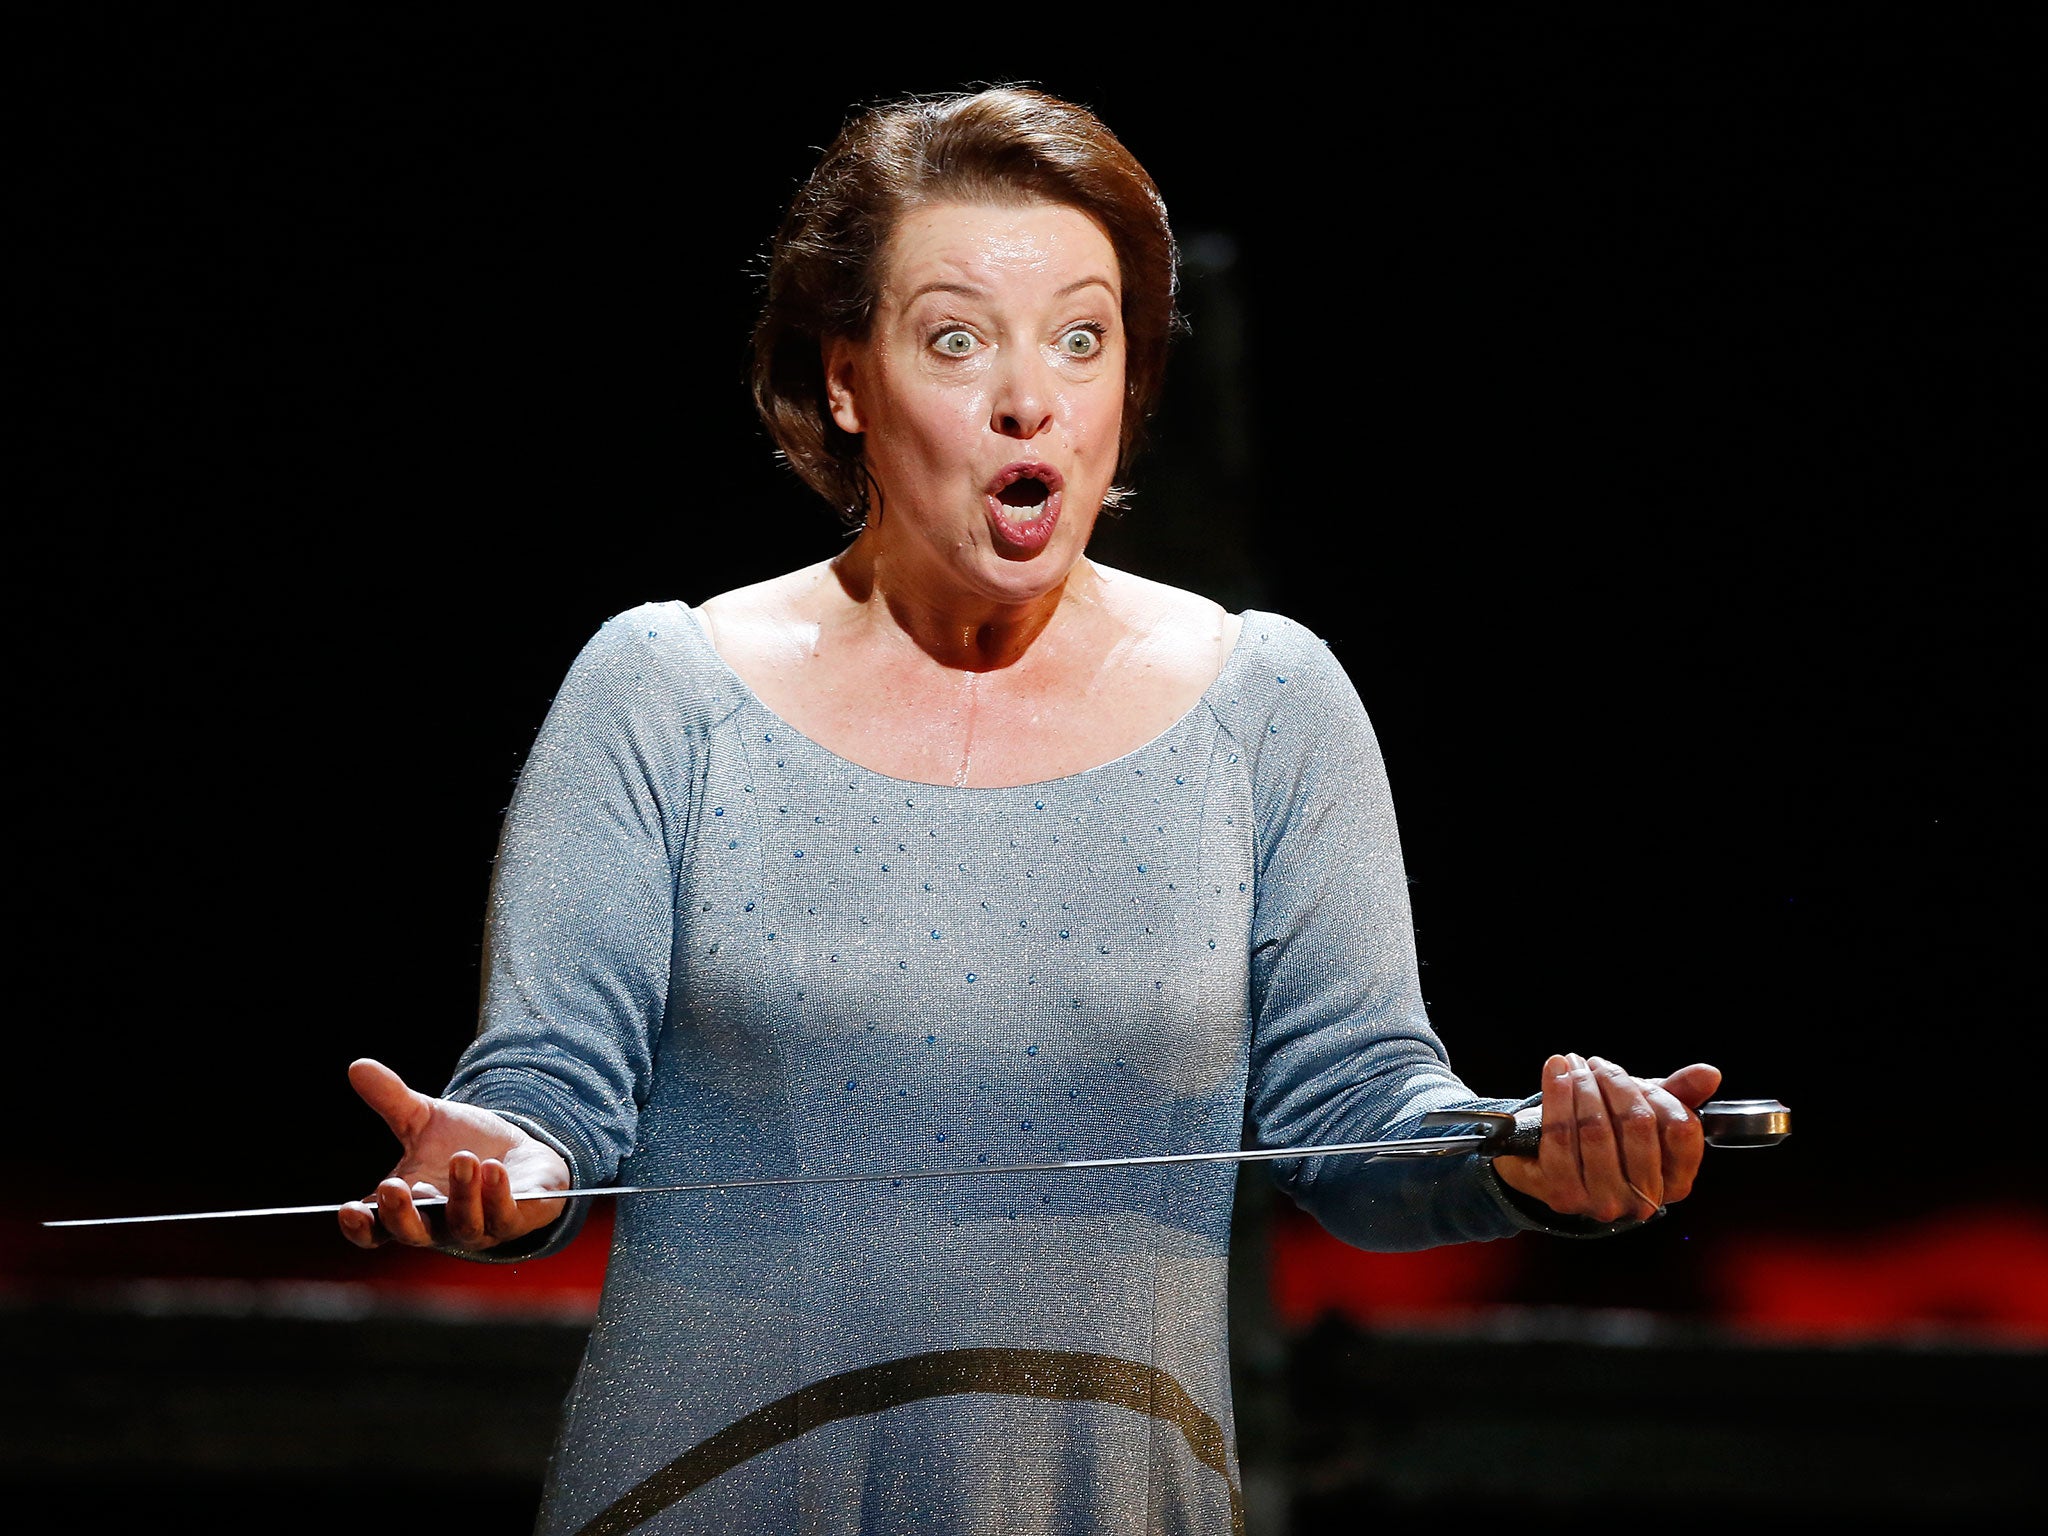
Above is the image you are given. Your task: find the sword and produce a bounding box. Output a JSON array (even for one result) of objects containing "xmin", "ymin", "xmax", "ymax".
[{"xmin": 43, "ymin": 1100, "xmax": 1789, "ymax": 1228}]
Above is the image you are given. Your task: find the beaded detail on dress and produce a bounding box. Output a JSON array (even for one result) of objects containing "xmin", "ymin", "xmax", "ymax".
[{"xmin": 447, "ymin": 602, "xmax": 1532, "ymax": 1534}]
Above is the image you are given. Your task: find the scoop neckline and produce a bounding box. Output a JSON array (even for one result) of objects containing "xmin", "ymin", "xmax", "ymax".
[{"xmin": 675, "ymin": 600, "xmax": 1258, "ymax": 793}]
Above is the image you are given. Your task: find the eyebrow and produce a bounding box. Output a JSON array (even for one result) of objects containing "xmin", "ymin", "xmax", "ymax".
[
  {"xmin": 900, "ymin": 275, "xmax": 1118, "ymax": 306},
  {"xmin": 1056, "ymin": 276, "xmax": 1118, "ymax": 300}
]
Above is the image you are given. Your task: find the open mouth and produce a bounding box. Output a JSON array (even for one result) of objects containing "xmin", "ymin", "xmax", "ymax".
[
  {"xmin": 983, "ymin": 464, "xmax": 1066, "ymax": 556},
  {"xmin": 997, "ymin": 476, "xmax": 1054, "ymax": 520}
]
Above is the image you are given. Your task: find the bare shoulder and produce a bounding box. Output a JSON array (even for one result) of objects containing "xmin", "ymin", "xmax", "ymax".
[
  {"xmin": 1083, "ymin": 562, "xmax": 1244, "ymax": 675},
  {"xmin": 694, "ymin": 563, "xmax": 839, "ymax": 664}
]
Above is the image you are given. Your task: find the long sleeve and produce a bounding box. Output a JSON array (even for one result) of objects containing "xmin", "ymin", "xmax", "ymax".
[
  {"xmin": 441, "ymin": 608, "xmax": 701, "ymax": 1252},
  {"xmin": 1239, "ymin": 617, "xmax": 1548, "ymax": 1251}
]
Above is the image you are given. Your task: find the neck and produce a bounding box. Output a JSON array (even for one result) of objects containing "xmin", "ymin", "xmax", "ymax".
[{"xmin": 831, "ymin": 532, "xmax": 1091, "ymax": 674}]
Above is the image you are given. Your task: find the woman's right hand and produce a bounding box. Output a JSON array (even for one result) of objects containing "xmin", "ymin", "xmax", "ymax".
[{"xmin": 338, "ymin": 1058, "xmax": 571, "ymax": 1252}]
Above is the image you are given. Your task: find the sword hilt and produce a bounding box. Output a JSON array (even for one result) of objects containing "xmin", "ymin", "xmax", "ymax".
[{"xmin": 1422, "ymin": 1098, "xmax": 1792, "ymax": 1157}]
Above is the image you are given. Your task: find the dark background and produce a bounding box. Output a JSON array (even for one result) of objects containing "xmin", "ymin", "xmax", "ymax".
[{"xmin": 15, "ymin": 13, "xmax": 2042, "ymax": 1530}]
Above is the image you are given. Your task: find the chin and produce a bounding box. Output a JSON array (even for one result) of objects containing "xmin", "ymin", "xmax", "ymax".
[
  {"xmin": 965, "ymin": 557, "xmax": 1074, "ymax": 606},
  {"xmin": 983, "ymin": 515, "xmax": 1095, "ymax": 585}
]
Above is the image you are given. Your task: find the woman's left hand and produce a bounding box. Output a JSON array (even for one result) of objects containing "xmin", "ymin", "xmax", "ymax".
[{"xmin": 1493, "ymin": 1054, "xmax": 1723, "ymax": 1222}]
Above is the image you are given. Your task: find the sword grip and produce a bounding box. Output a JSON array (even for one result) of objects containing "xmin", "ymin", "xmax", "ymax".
[
  {"xmin": 1490, "ymin": 1116, "xmax": 1544, "ymax": 1158},
  {"xmin": 1482, "ymin": 1097, "xmax": 1792, "ymax": 1157}
]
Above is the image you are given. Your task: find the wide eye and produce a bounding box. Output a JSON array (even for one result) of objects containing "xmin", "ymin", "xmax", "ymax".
[
  {"xmin": 1059, "ymin": 327, "xmax": 1101, "ymax": 358},
  {"xmin": 933, "ymin": 329, "xmax": 976, "ymax": 357}
]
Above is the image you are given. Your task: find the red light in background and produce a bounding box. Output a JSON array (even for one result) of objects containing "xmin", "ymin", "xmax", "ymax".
[
  {"xmin": 1269, "ymin": 1203, "xmax": 2048, "ymax": 1345},
  {"xmin": 1269, "ymin": 1205, "xmax": 1519, "ymax": 1329},
  {"xmin": 1714, "ymin": 1205, "xmax": 2048, "ymax": 1343},
  {"xmin": 345, "ymin": 1204, "xmax": 613, "ymax": 1313}
]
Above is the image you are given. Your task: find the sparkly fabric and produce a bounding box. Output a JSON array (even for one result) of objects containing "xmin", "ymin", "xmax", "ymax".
[{"xmin": 446, "ymin": 602, "xmax": 1546, "ymax": 1535}]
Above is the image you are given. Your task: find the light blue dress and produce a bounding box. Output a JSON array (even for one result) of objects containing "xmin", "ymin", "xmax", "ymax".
[{"xmin": 446, "ymin": 603, "xmax": 1555, "ymax": 1535}]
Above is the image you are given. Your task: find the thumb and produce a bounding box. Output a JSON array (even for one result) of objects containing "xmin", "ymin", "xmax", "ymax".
[
  {"xmin": 348, "ymin": 1058, "xmax": 432, "ymax": 1143},
  {"xmin": 1653, "ymin": 1062, "xmax": 1724, "ymax": 1109}
]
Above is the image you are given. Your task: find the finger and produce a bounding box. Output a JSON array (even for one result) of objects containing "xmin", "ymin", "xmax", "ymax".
[
  {"xmin": 338, "ymin": 1200, "xmax": 385, "ymax": 1250},
  {"xmin": 1590, "ymin": 1057, "xmax": 1664, "ymax": 1215},
  {"xmin": 349, "ymin": 1058, "xmax": 433, "ymax": 1144},
  {"xmin": 479, "ymin": 1159, "xmax": 530, "ymax": 1241},
  {"xmin": 1651, "ymin": 1062, "xmax": 1723, "ymax": 1110},
  {"xmin": 374, "ymin": 1175, "xmax": 439, "ymax": 1247},
  {"xmin": 1535, "ymin": 1053, "xmax": 1580, "ymax": 1200},
  {"xmin": 1567, "ymin": 1052, "xmax": 1634, "ymax": 1223},
  {"xmin": 443, "ymin": 1152, "xmax": 487, "ymax": 1248},
  {"xmin": 1644, "ymin": 1078, "xmax": 1707, "ymax": 1202}
]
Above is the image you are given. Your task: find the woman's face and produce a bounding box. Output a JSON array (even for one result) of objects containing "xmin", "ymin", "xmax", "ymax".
[{"xmin": 826, "ymin": 200, "xmax": 1125, "ymax": 609}]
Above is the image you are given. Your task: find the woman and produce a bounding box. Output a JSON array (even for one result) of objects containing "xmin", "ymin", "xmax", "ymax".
[{"xmin": 342, "ymin": 88, "xmax": 1719, "ymax": 1534}]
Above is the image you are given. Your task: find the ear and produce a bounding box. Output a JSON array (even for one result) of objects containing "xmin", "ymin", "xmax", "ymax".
[{"xmin": 823, "ymin": 336, "xmax": 865, "ymax": 436}]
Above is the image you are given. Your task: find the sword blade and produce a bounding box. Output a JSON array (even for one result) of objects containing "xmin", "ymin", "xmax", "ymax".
[{"xmin": 42, "ymin": 1130, "xmax": 1496, "ymax": 1228}]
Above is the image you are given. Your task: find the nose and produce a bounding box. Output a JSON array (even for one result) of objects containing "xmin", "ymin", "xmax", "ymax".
[{"xmin": 989, "ymin": 350, "xmax": 1054, "ymax": 440}]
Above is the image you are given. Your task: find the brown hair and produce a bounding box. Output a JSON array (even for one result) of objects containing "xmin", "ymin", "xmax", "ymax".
[{"xmin": 751, "ymin": 87, "xmax": 1179, "ymax": 523}]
